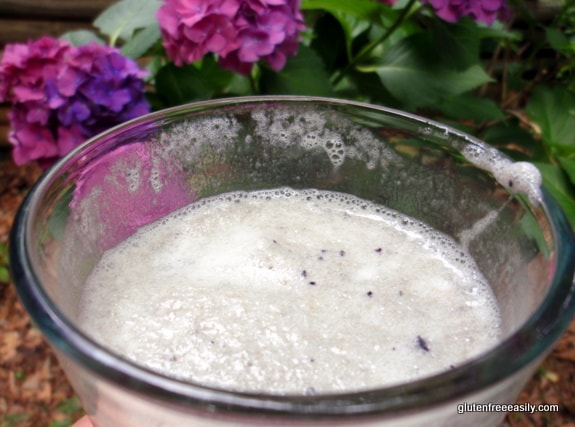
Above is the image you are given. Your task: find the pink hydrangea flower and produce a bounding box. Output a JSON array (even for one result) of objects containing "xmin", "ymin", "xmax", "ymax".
[
  {"xmin": 157, "ymin": 0, "xmax": 305, "ymax": 75},
  {"xmin": 0, "ymin": 36, "xmax": 150, "ymax": 167}
]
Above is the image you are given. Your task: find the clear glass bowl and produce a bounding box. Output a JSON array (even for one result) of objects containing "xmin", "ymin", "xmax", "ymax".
[{"xmin": 10, "ymin": 96, "xmax": 575, "ymax": 426}]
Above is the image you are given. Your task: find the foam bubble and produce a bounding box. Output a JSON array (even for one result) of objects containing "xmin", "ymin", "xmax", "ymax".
[{"xmin": 251, "ymin": 107, "xmax": 400, "ymax": 169}]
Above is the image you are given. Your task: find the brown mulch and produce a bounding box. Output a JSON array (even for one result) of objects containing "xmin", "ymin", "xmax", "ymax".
[
  {"xmin": 0, "ymin": 156, "xmax": 574, "ymax": 427},
  {"xmin": 0, "ymin": 158, "xmax": 84, "ymax": 427}
]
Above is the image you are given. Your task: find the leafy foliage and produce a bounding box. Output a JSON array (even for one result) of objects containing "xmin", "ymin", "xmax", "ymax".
[
  {"xmin": 525, "ymin": 86, "xmax": 575, "ymax": 151},
  {"xmin": 373, "ymin": 34, "xmax": 493, "ymax": 110}
]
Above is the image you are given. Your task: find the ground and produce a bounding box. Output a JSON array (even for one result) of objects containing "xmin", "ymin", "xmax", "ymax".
[{"xmin": 0, "ymin": 157, "xmax": 574, "ymax": 427}]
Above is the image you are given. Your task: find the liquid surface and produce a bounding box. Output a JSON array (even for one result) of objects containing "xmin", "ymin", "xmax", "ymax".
[{"xmin": 79, "ymin": 188, "xmax": 501, "ymax": 393}]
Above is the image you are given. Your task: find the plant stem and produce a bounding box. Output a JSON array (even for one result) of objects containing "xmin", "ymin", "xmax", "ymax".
[
  {"xmin": 331, "ymin": 0, "xmax": 420, "ymax": 86},
  {"xmin": 250, "ymin": 65, "xmax": 261, "ymax": 94}
]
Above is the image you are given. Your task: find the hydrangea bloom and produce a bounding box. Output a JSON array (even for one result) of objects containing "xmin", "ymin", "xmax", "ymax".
[
  {"xmin": 0, "ymin": 36, "xmax": 150, "ymax": 167},
  {"xmin": 425, "ymin": 0, "xmax": 509, "ymax": 24},
  {"xmin": 157, "ymin": 0, "xmax": 305, "ymax": 75},
  {"xmin": 374, "ymin": 0, "xmax": 509, "ymax": 25}
]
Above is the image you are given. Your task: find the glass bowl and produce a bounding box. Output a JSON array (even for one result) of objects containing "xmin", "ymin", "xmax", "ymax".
[{"xmin": 10, "ymin": 96, "xmax": 575, "ymax": 426}]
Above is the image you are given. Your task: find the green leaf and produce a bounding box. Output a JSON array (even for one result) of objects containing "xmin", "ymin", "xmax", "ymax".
[
  {"xmin": 475, "ymin": 20, "xmax": 522, "ymax": 42},
  {"xmin": 94, "ymin": 0, "xmax": 161, "ymax": 44},
  {"xmin": 260, "ymin": 45, "xmax": 335, "ymax": 96},
  {"xmin": 2, "ymin": 413, "xmax": 28, "ymax": 427},
  {"xmin": 550, "ymin": 143, "xmax": 575, "ymax": 159},
  {"xmin": 439, "ymin": 93, "xmax": 505, "ymax": 121},
  {"xmin": 534, "ymin": 162, "xmax": 575, "ymax": 227},
  {"xmin": 154, "ymin": 57, "xmax": 235, "ymax": 107},
  {"xmin": 60, "ymin": 30, "xmax": 105, "ymax": 46},
  {"xmin": 310, "ymin": 13, "xmax": 348, "ymax": 72},
  {"xmin": 306, "ymin": 0, "xmax": 401, "ymax": 64},
  {"xmin": 545, "ymin": 27, "xmax": 570, "ymax": 53},
  {"xmin": 431, "ymin": 18, "xmax": 481, "ymax": 70},
  {"xmin": 145, "ymin": 92, "xmax": 167, "ymax": 111},
  {"xmin": 197, "ymin": 55, "xmax": 237, "ymax": 94},
  {"xmin": 0, "ymin": 242, "xmax": 8, "ymax": 282},
  {"xmin": 0, "ymin": 267, "xmax": 8, "ymax": 283},
  {"xmin": 480, "ymin": 122, "xmax": 544, "ymax": 161},
  {"xmin": 0, "ymin": 242, "xmax": 8, "ymax": 259},
  {"xmin": 525, "ymin": 85, "xmax": 575, "ymax": 147},
  {"xmin": 341, "ymin": 70, "xmax": 401, "ymax": 106},
  {"xmin": 57, "ymin": 396, "xmax": 83, "ymax": 415},
  {"xmin": 301, "ymin": 0, "xmax": 383, "ymax": 23},
  {"xmin": 332, "ymin": 10, "xmax": 372, "ymax": 59},
  {"xmin": 558, "ymin": 156, "xmax": 575, "ymax": 186},
  {"xmin": 153, "ymin": 64, "xmax": 199, "ymax": 107},
  {"xmin": 121, "ymin": 24, "xmax": 161, "ymax": 59},
  {"xmin": 374, "ymin": 33, "xmax": 492, "ymax": 110},
  {"xmin": 226, "ymin": 73, "xmax": 254, "ymax": 97},
  {"xmin": 519, "ymin": 211, "xmax": 551, "ymax": 258}
]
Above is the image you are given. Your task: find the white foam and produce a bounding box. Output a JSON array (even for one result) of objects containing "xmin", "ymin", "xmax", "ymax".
[
  {"xmin": 251, "ymin": 107, "xmax": 397, "ymax": 169},
  {"xmin": 79, "ymin": 189, "xmax": 501, "ymax": 393},
  {"xmin": 462, "ymin": 143, "xmax": 542, "ymax": 205}
]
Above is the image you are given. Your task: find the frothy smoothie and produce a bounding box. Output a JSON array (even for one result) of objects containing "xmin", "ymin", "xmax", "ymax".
[{"xmin": 78, "ymin": 188, "xmax": 501, "ymax": 393}]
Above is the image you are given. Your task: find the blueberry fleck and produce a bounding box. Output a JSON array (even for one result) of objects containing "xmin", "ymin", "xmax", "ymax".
[
  {"xmin": 309, "ymin": 281, "xmax": 317, "ymax": 286},
  {"xmin": 302, "ymin": 270, "xmax": 308, "ymax": 278},
  {"xmin": 375, "ymin": 248, "xmax": 382, "ymax": 253},
  {"xmin": 366, "ymin": 291, "xmax": 373, "ymax": 297},
  {"xmin": 339, "ymin": 250, "xmax": 345, "ymax": 256},
  {"xmin": 417, "ymin": 335, "xmax": 430, "ymax": 352}
]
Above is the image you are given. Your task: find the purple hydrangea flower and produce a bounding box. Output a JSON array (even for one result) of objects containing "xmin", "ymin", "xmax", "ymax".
[
  {"xmin": 0, "ymin": 36, "xmax": 150, "ymax": 167},
  {"xmin": 374, "ymin": 0, "xmax": 509, "ymax": 24},
  {"xmin": 423, "ymin": 0, "xmax": 509, "ymax": 24},
  {"xmin": 157, "ymin": 0, "xmax": 305, "ymax": 75}
]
